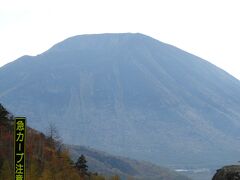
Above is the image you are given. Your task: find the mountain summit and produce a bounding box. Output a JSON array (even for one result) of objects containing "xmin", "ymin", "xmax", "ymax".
[{"xmin": 1, "ymin": 33, "xmax": 240, "ymax": 167}]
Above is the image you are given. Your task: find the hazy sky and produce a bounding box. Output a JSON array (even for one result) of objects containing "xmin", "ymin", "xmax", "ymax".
[{"xmin": 1, "ymin": 0, "xmax": 239, "ymax": 79}]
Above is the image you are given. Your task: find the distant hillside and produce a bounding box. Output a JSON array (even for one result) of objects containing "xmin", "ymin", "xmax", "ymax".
[
  {"xmin": 1, "ymin": 33, "xmax": 240, "ymax": 167},
  {"xmin": 68, "ymin": 144, "xmax": 190, "ymax": 180}
]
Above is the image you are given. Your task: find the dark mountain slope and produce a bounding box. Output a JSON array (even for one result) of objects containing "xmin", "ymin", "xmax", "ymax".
[
  {"xmin": 68, "ymin": 145, "xmax": 190, "ymax": 180},
  {"xmin": 0, "ymin": 33, "xmax": 240, "ymax": 166}
]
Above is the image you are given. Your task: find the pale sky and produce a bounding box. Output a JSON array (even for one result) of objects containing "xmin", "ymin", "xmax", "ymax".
[{"xmin": 0, "ymin": 0, "xmax": 239, "ymax": 79}]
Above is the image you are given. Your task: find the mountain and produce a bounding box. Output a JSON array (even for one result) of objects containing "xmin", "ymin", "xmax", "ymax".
[
  {"xmin": 68, "ymin": 144, "xmax": 190, "ymax": 180},
  {"xmin": 1, "ymin": 33, "xmax": 240, "ymax": 167}
]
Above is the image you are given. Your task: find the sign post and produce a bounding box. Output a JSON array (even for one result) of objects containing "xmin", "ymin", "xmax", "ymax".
[{"xmin": 14, "ymin": 117, "xmax": 26, "ymax": 180}]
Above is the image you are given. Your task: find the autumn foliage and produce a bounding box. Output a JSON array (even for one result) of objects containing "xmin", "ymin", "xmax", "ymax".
[
  {"xmin": 0, "ymin": 105, "xmax": 80, "ymax": 179},
  {"xmin": 0, "ymin": 104, "xmax": 120, "ymax": 180}
]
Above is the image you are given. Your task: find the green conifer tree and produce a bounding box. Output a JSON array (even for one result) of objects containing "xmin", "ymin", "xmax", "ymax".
[{"xmin": 75, "ymin": 154, "xmax": 88, "ymax": 177}]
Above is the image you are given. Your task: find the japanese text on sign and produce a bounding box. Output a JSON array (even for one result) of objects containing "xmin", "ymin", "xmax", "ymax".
[{"xmin": 14, "ymin": 117, "xmax": 26, "ymax": 180}]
